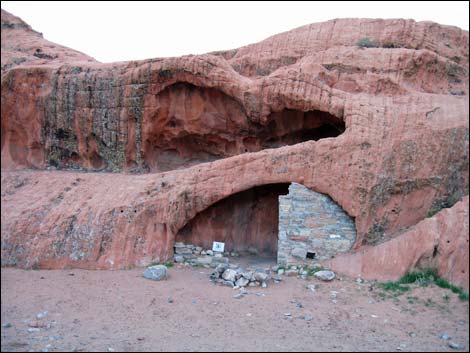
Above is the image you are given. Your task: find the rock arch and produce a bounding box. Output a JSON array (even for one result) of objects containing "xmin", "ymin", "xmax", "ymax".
[
  {"xmin": 174, "ymin": 181, "xmax": 356, "ymax": 263},
  {"xmin": 141, "ymin": 82, "xmax": 346, "ymax": 172}
]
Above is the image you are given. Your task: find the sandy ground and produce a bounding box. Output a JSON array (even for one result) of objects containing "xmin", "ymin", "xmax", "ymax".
[{"xmin": 1, "ymin": 266, "xmax": 469, "ymax": 352}]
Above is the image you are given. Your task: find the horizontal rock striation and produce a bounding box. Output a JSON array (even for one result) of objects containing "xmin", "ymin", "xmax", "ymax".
[{"xmin": 1, "ymin": 10, "xmax": 468, "ymax": 289}]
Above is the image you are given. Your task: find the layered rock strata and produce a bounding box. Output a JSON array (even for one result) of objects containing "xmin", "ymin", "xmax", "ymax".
[{"xmin": 1, "ymin": 10, "xmax": 468, "ymax": 290}]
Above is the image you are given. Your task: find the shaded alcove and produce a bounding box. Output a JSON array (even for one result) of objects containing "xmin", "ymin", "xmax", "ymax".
[
  {"xmin": 142, "ymin": 82, "xmax": 346, "ymax": 172},
  {"xmin": 176, "ymin": 183, "xmax": 290, "ymax": 257}
]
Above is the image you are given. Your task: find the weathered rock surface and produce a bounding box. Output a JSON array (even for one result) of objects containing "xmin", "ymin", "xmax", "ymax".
[
  {"xmin": 1, "ymin": 10, "xmax": 96, "ymax": 72},
  {"xmin": 325, "ymin": 196, "xmax": 469, "ymax": 291},
  {"xmin": 1, "ymin": 10, "xmax": 469, "ymax": 291}
]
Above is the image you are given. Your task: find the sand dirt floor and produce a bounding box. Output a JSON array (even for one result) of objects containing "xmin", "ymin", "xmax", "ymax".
[{"xmin": 1, "ymin": 266, "xmax": 469, "ymax": 352}]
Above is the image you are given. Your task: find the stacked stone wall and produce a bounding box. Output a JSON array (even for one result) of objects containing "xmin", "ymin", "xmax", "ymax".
[{"xmin": 278, "ymin": 183, "xmax": 356, "ymax": 265}]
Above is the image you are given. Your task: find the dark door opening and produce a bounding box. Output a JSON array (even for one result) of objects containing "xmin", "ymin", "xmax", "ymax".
[{"xmin": 176, "ymin": 183, "xmax": 290, "ymax": 258}]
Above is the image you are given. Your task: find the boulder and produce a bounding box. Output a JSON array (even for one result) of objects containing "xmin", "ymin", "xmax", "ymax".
[{"xmin": 143, "ymin": 265, "xmax": 168, "ymax": 281}]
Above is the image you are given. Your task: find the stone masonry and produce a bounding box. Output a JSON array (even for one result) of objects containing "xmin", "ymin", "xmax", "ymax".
[{"xmin": 278, "ymin": 183, "xmax": 356, "ymax": 265}]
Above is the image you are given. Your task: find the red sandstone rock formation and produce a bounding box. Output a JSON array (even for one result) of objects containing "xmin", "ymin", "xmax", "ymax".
[
  {"xmin": 326, "ymin": 196, "xmax": 469, "ymax": 291},
  {"xmin": 1, "ymin": 10, "xmax": 468, "ymax": 289},
  {"xmin": 1, "ymin": 10, "xmax": 96, "ymax": 71}
]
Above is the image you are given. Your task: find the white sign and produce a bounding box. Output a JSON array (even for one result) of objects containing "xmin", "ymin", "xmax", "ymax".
[{"xmin": 212, "ymin": 241, "xmax": 225, "ymax": 252}]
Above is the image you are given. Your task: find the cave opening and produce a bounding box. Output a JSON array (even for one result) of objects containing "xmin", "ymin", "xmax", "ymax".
[
  {"xmin": 175, "ymin": 183, "xmax": 290, "ymax": 264},
  {"xmin": 142, "ymin": 83, "xmax": 346, "ymax": 172}
]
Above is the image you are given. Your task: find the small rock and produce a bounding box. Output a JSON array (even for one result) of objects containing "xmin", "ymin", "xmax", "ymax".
[
  {"xmin": 214, "ymin": 253, "xmax": 223, "ymax": 258},
  {"xmin": 174, "ymin": 255, "xmax": 184, "ymax": 263},
  {"xmin": 307, "ymin": 284, "xmax": 316, "ymax": 292},
  {"xmin": 296, "ymin": 302, "xmax": 304, "ymax": 309},
  {"xmin": 256, "ymin": 292, "xmax": 265, "ymax": 297},
  {"xmin": 215, "ymin": 263, "xmax": 229, "ymax": 274},
  {"xmin": 409, "ymin": 332, "xmax": 416, "ymax": 338},
  {"xmin": 235, "ymin": 277, "xmax": 249, "ymax": 287},
  {"xmin": 222, "ymin": 280, "xmax": 235, "ymax": 287},
  {"xmin": 248, "ymin": 282, "xmax": 257, "ymax": 287},
  {"xmin": 242, "ymin": 271, "xmax": 254, "ymax": 281},
  {"xmin": 222, "ymin": 269, "xmax": 237, "ymax": 282},
  {"xmin": 174, "ymin": 247, "xmax": 192, "ymax": 255},
  {"xmin": 206, "ymin": 250, "xmax": 214, "ymax": 256},
  {"xmin": 271, "ymin": 265, "xmax": 280, "ymax": 272},
  {"xmin": 230, "ymin": 252, "xmax": 239, "ymax": 257},
  {"xmin": 272, "ymin": 274, "xmax": 283, "ymax": 282},
  {"xmin": 107, "ymin": 348, "xmax": 115, "ymax": 352},
  {"xmin": 37, "ymin": 311, "xmax": 49, "ymax": 320},
  {"xmin": 303, "ymin": 315, "xmax": 313, "ymax": 321},
  {"xmin": 28, "ymin": 320, "xmax": 43, "ymax": 328},
  {"xmin": 440, "ymin": 333, "xmax": 451, "ymax": 340},
  {"xmin": 167, "ymin": 297, "xmax": 173, "ymax": 303},
  {"xmin": 209, "ymin": 271, "xmax": 220, "ymax": 281},
  {"xmin": 253, "ymin": 272, "xmax": 268, "ymax": 282},
  {"xmin": 284, "ymin": 313, "xmax": 292, "ymax": 316},
  {"xmin": 285, "ymin": 269, "xmax": 299, "ymax": 277},
  {"xmin": 143, "ymin": 265, "xmax": 168, "ymax": 281},
  {"xmin": 196, "ymin": 256, "xmax": 212, "ymax": 265},
  {"xmin": 68, "ymin": 272, "xmax": 75, "ymax": 276},
  {"xmin": 2, "ymin": 322, "xmax": 12, "ymax": 328},
  {"xmin": 448, "ymin": 342, "xmax": 462, "ymax": 350},
  {"xmin": 278, "ymin": 269, "xmax": 285, "ymax": 275},
  {"xmin": 261, "ymin": 282, "xmax": 267, "ymax": 288},
  {"xmin": 232, "ymin": 293, "xmax": 243, "ymax": 299},
  {"xmin": 28, "ymin": 327, "xmax": 40, "ymax": 333},
  {"xmin": 314, "ymin": 270, "xmax": 335, "ymax": 281},
  {"xmin": 330, "ymin": 291, "xmax": 338, "ymax": 299},
  {"xmin": 356, "ymin": 277, "xmax": 364, "ymax": 283}
]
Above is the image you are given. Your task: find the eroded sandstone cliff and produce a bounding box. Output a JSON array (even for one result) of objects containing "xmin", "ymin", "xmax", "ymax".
[{"xmin": 1, "ymin": 10, "xmax": 468, "ymax": 289}]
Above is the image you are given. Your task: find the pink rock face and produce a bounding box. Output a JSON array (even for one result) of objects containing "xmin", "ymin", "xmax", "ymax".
[
  {"xmin": 326, "ymin": 196, "xmax": 469, "ymax": 291},
  {"xmin": 1, "ymin": 10, "xmax": 468, "ymax": 289}
]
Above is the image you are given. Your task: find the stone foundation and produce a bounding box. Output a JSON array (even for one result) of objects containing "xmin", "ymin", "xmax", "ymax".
[{"xmin": 278, "ymin": 183, "xmax": 356, "ymax": 265}]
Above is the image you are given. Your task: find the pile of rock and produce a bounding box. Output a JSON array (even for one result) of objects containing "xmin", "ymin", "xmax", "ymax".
[
  {"xmin": 210, "ymin": 264, "xmax": 270, "ymax": 288},
  {"xmin": 273, "ymin": 265, "xmax": 336, "ymax": 282},
  {"xmin": 174, "ymin": 242, "xmax": 237, "ymax": 267}
]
